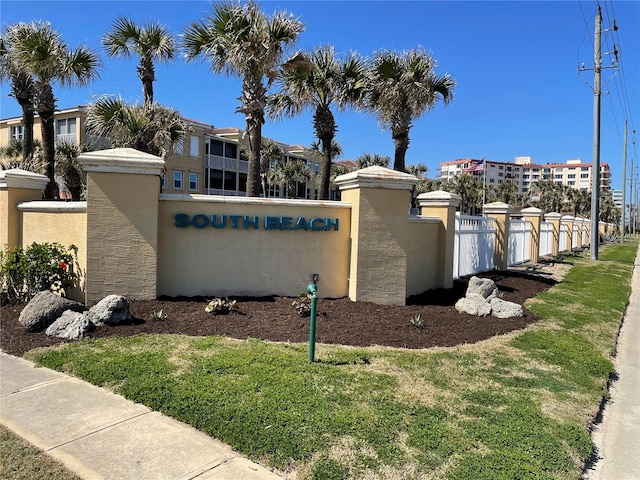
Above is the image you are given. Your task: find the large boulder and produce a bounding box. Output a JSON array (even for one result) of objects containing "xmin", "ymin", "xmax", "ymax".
[
  {"xmin": 45, "ymin": 311, "xmax": 95, "ymax": 340},
  {"xmin": 490, "ymin": 298, "xmax": 524, "ymax": 318},
  {"xmin": 455, "ymin": 293, "xmax": 492, "ymax": 316},
  {"xmin": 19, "ymin": 291, "xmax": 85, "ymax": 332},
  {"xmin": 466, "ymin": 276, "xmax": 499, "ymax": 301},
  {"xmin": 88, "ymin": 295, "xmax": 133, "ymax": 326}
]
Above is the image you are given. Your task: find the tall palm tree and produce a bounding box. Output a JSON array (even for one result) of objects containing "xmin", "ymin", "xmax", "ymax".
[
  {"xmin": 269, "ymin": 46, "xmax": 367, "ymax": 200},
  {"xmin": 366, "ymin": 48, "xmax": 455, "ymax": 172},
  {"xmin": 0, "ymin": 27, "xmax": 37, "ymax": 163},
  {"xmin": 241, "ymin": 138, "xmax": 286, "ymax": 197},
  {"xmin": 6, "ymin": 21, "xmax": 100, "ymax": 199},
  {"xmin": 355, "ymin": 153, "xmax": 390, "ymax": 169},
  {"xmin": 406, "ymin": 163, "xmax": 428, "ymax": 178},
  {"xmin": 85, "ymin": 96, "xmax": 188, "ymax": 158},
  {"xmin": 102, "ymin": 17, "xmax": 175, "ymax": 105},
  {"xmin": 183, "ymin": 1, "xmax": 304, "ymax": 197}
]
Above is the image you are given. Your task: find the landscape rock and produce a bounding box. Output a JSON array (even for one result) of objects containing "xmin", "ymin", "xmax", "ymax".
[
  {"xmin": 18, "ymin": 291, "xmax": 85, "ymax": 332},
  {"xmin": 490, "ymin": 297, "xmax": 524, "ymax": 318},
  {"xmin": 45, "ymin": 311, "xmax": 95, "ymax": 340},
  {"xmin": 466, "ymin": 276, "xmax": 499, "ymax": 300},
  {"xmin": 88, "ymin": 295, "xmax": 133, "ymax": 326},
  {"xmin": 455, "ymin": 293, "xmax": 492, "ymax": 316}
]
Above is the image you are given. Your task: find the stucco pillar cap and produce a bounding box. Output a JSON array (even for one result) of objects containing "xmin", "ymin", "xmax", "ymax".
[
  {"xmin": 79, "ymin": 148, "xmax": 165, "ymax": 175},
  {"xmin": 416, "ymin": 190, "xmax": 461, "ymax": 208},
  {"xmin": 0, "ymin": 169, "xmax": 49, "ymax": 190},
  {"xmin": 544, "ymin": 212, "xmax": 562, "ymax": 220},
  {"xmin": 483, "ymin": 202, "xmax": 513, "ymax": 215},
  {"xmin": 521, "ymin": 207, "xmax": 543, "ymax": 218},
  {"xmin": 561, "ymin": 215, "xmax": 575, "ymax": 221},
  {"xmin": 335, "ymin": 166, "xmax": 417, "ymax": 191}
]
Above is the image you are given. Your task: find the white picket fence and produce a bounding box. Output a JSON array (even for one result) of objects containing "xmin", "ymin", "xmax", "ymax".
[
  {"xmin": 539, "ymin": 220, "xmax": 554, "ymax": 257},
  {"xmin": 508, "ymin": 218, "xmax": 532, "ymax": 266},
  {"xmin": 453, "ymin": 213, "xmax": 496, "ymax": 280}
]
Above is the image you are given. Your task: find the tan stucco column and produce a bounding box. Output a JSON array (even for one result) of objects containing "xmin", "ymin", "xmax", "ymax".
[
  {"xmin": 521, "ymin": 207, "xmax": 543, "ymax": 264},
  {"xmin": 417, "ymin": 190, "xmax": 461, "ymax": 289},
  {"xmin": 483, "ymin": 202, "xmax": 513, "ymax": 271},
  {"xmin": 79, "ymin": 148, "xmax": 164, "ymax": 305},
  {"xmin": 0, "ymin": 169, "xmax": 48, "ymax": 250},
  {"xmin": 336, "ymin": 166, "xmax": 417, "ymax": 305},
  {"xmin": 544, "ymin": 212, "xmax": 562, "ymax": 257}
]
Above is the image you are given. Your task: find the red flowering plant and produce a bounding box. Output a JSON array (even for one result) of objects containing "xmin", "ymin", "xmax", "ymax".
[{"xmin": 0, "ymin": 242, "xmax": 78, "ymax": 305}]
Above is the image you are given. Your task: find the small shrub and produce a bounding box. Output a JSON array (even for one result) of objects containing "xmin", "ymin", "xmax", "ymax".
[
  {"xmin": 0, "ymin": 242, "xmax": 78, "ymax": 305},
  {"xmin": 292, "ymin": 293, "xmax": 312, "ymax": 317},
  {"xmin": 205, "ymin": 297, "xmax": 238, "ymax": 314},
  {"xmin": 150, "ymin": 309, "xmax": 168, "ymax": 321},
  {"xmin": 410, "ymin": 314, "xmax": 425, "ymax": 329}
]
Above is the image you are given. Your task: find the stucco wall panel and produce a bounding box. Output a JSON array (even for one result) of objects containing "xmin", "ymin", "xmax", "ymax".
[{"xmin": 158, "ymin": 196, "xmax": 351, "ymax": 298}]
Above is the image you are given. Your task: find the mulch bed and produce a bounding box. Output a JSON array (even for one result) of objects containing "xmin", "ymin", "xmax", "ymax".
[{"xmin": 0, "ymin": 271, "xmax": 557, "ymax": 357}]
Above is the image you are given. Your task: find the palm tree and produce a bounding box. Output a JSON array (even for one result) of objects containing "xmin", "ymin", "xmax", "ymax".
[
  {"xmin": 85, "ymin": 96, "xmax": 188, "ymax": 158},
  {"xmin": 241, "ymin": 138, "xmax": 286, "ymax": 197},
  {"xmin": 495, "ymin": 181, "xmax": 518, "ymax": 205},
  {"xmin": 355, "ymin": 153, "xmax": 390, "ymax": 169},
  {"xmin": 443, "ymin": 173, "xmax": 483, "ymax": 214},
  {"xmin": 102, "ymin": 17, "xmax": 175, "ymax": 105},
  {"xmin": 406, "ymin": 163, "xmax": 428, "ymax": 178},
  {"xmin": 269, "ymin": 46, "xmax": 367, "ymax": 200},
  {"xmin": 366, "ymin": 48, "xmax": 455, "ymax": 172},
  {"xmin": 6, "ymin": 21, "xmax": 100, "ymax": 199},
  {"xmin": 0, "ymin": 27, "xmax": 37, "ymax": 163},
  {"xmin": 55, "ymin": 141, "xmax": 93, "ymax": 201},
  {"xmin": 267, "ymin": 159, "xmax": 311, "ymax": 199},
  {"xmin": 183, "ymin": 1, "xmax": 304, "ymax": 197},
  {"xmin": 0, "ymin": 139, "xmax": 45, "ymax": 172}
]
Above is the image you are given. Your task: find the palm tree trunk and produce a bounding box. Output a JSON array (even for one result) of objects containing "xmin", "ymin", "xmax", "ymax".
[
  {"xmin": 392, "ymin": 129, "xmax": 409, "ymax": 172},
  {"xmin": 319, "ymin": 135, "xmax": 332, "ymax": 200},
  {"xmin": 246, "ymin": 120, "xmax": 262, "ymax": 197},
  {"xmin": 38, "ymin": 84, "xmax": 57, "ymax": 199},
  {"xmin": 18, "ymin": 98, "xmax": 35, "ymax": 162}
]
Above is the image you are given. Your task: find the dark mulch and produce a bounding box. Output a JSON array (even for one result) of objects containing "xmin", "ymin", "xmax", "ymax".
[{"xmin": 0, "ymin": 271, "xmax": 557, "ymax": 357}]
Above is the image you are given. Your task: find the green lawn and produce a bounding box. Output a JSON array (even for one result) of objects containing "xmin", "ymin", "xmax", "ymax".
[{"xmin": 28, "ymin": 240, "xmax": 638, "ymax": 479}]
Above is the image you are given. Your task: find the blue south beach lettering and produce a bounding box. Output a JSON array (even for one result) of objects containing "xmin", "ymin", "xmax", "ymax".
[{"xmin": 174, "ymin": 213, "xmax": 339, "ymax": 232}]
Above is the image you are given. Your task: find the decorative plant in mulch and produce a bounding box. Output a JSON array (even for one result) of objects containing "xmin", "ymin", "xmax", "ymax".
[
  {"xmin": 205, "ymin": 297, "xmax": 238, "ymax": 315},
  {"xmin": 292, "ymin": 293, "xmax": 312, "ymax": 317}
]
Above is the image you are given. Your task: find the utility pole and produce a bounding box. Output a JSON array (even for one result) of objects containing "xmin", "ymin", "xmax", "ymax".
[
  {"xmin": 590, "ymin": 5, "xmax": 602, "ymax": 260},
  {"xmin": 621, "ymin": 121, "xmax": 627, "ymax": 242}
]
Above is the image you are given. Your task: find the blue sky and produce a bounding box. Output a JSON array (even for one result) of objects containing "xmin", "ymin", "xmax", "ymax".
[{"xmin": 1, "ymin": 1, "xmax": 638, "ymax": 190}]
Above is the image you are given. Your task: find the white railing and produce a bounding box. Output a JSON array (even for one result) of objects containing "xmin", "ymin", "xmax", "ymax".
[
  {"xmin": 205, "ymin": 155, "xmax": 249, "ymax": 173},
  {"xmin": 508, "ymin": 218, "xmax": 532, "ymax": 266},
  {"xmin": 539, "ymin": 221, "xmax": 554, "ymax": 257},
  {"xmin": 559, "ymin": 223, "xmax": 569, "ymax": 252},
  {"xmin": 572, "ymin": 224, "xmax": 580, "ymax": 249},
  {"xmin": 453, "ymin": 213, "xmax": 496, "ymax": 279}
]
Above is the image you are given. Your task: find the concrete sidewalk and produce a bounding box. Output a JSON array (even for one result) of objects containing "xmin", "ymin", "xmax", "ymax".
[
  {"xmin": 0, "ymin": 352, "xmax": 283, "ymax": 480},
  {"xmin": 587, "ymin": 241, "xmax": 640, "ymax": 480}
]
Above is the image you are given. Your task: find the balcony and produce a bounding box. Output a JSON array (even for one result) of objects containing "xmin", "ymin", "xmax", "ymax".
[{"xmin": 205, "ymin": 154, "xmax": 248, "ymax": 173}]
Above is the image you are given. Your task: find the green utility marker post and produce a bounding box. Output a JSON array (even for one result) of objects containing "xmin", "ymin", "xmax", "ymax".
[{"xmin": 307, "ymin": 275, "xmax": 319, "ymax": 362}]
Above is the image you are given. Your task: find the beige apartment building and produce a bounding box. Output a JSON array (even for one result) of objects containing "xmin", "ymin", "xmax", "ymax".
[
  {"xmin": 438, "ymin": 156, "xmax": 611, "ymax": 193},
  {"xmin": 0, "ymin": 106, "xmax": 324, "ymax": 199}
]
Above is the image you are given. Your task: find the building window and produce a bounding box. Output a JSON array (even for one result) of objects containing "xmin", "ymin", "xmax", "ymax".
[
  {"xmin": 568, "ymin": 174, "xmax": 576, "ymax": 179},
  {"xmin": 498, "ymin": 165, "xmax": 504, "ymax": 170},
  {"xmin": 189, "ymin": 172, "xmax": 198, "ymax": 191},
  {"xmin": 161, "ymin": 175, "xmax": 166, "ymax": 189},
  {"xmin": 56, "ymin": 118, "xmax": 76, "ymax": 143},
  {"xmin": 580, "ymin": 173, "xmax": 589, "ymax": 178},
  {"xmin": 224, "ymin": 143, "xmax": 237, "ymax": 159},
  {"xmin": 173, "ymin": 170, "xmax": 183, "ymax": 189},
  {"xmin": 209, "ymin": 169, "xmax": 223, "ymax": 189},
  {"xmin": 9, "ymin": 125, "xmax": 24, "ymax": 141},
  {"xmin": 239, "ymin": 173, "xmax": 247, "ymax": 192},
  {"xmin": 315, "ymin": 163, "xmax": 319, "ymax": 174},
  {"xmin": 190, "ymin": 136, "xmax": 199, "ymax": 157},
  {"xmin": 555, "ymin": 174, "xmax": 562, "ymax": 179},
  {"xmin": 489, "ymin": 178, "xmax": 495, "ymax": 183},
  {"xmin": 224, "ymin": 171, "xmax": 236, "ymax": 191},
  {"xmin": 581, "ymin": 167, "xmax": 589, "ymax": 171},
  {"xmin": 568, "ymin": 181, "xmax": 575, "ymax": 186},
  {"xmin": 207, "ymin": 139, "xmax": 224, "ymax": 157},
  {"xmin": 498, "ymin": 172, "xmax": 503, "ymax": 177}
]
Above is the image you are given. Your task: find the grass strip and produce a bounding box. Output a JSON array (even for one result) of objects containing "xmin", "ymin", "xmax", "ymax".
[{"xmin": 29, "ymin": 240, "xmax": 637, "ymax": 479}]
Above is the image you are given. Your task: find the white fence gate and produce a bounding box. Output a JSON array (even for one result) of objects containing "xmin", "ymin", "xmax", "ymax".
[
  {"xmin": 453, "ymin": 213, "xmax": 496, "ymax": 280},
  {"xmin": 539, "ymin": 220, "xmax": 554, "ymax": 257},
  {"xmin": 508, "ymin": 218, "xmax": 532, "ymax": 266}
]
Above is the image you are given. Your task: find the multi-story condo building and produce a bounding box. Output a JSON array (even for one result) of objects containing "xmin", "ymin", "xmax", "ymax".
[
  {"xmin": 438, "ymin": 156, "xmax": 611, "ymax": 193},
  {"xmin": 0, "ymin": 106, "xmax": 324, "ymax": 199}
]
